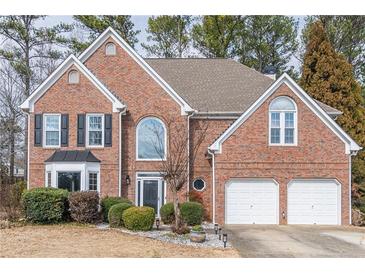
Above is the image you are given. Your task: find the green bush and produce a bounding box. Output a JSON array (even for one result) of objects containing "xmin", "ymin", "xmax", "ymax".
[
  {"xmin": 69, "ymin": 191, "xmax": 100, "ymax": 223},
  {"xmin": 101, "ymin": 196, "xmax": 132, "ymax": 222},
  {"xmin": 22, "ymin": 187, "xmax": 69, "ymax": 224},
  {"xmin": 108, "ymin": 203, "xmax": 133, "ymax": 228},
  {"xmin": 160, "ymin": 202, "xmax": 175, "ymax": 224},
  {"xmin": 122, "ymin": 206, "xmax": 155, "ymax": 231},
  {"xmin": 180, "ymin": 202, "xmax": 203, "ymax": 226}
]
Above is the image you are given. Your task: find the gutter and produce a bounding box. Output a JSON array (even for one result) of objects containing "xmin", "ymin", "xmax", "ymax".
[
  {"xmin": 186, "ymin": 110, "xmax": 196, "ymax": 201},
  {"xmin": 119, "ymin": 107, "xmax": 127, "ymax": 197},
  {"xmin": 207, "ymin": 149, "xmax": 216, "ymax": 224}
]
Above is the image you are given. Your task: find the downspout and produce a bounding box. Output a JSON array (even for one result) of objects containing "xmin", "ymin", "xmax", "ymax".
[
  {"xmin": 208, "ymin": 149, "xmax": 216, "ymax": 224},
  {"xmin": 349, "ymin": 153, "xmax": 352, "ymax": 225},
  {"xmin": 186, "ymin": 110, "xmax": 195, "ymax": 201},
  {"xmin": 119, "ymin": 107, "xmax": 127, "ymax": 197},
  {"xmin": 26, "ymin": 111, "xmax": 30, "ymax": 190}
]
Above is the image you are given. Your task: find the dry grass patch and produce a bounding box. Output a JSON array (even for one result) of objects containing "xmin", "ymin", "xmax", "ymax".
[{"xmin": 0, "ymin": 224, "xmax": 240, "ymax": 258}]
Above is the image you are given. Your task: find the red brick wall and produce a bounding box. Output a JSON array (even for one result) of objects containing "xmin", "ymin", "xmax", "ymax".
[
  {"xmin": 30, "ymin": 65, "xmax": 120, "ymax": 196},
  {"xmin": 212, "ymin": 83, "xmax": 350, "ymax": 225}
]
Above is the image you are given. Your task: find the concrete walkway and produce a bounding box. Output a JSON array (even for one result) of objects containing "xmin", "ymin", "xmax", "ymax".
[{"xmin": 225, "ymin": 225, "xmax": 365, "ymax": 258}]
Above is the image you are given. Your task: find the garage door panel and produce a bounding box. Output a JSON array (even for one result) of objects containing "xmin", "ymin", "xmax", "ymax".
[{"xmin": 288, "ymin": 179, "xmax": 340, "ymax": 225}]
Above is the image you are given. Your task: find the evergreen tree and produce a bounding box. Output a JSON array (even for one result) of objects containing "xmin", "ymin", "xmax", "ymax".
[
  {"xmin": 142, "ymin": 16, "xmax": 193, "ymax": 58},
  {"xmin": 300, "ymin": 21, "xmax": 365, "ymax": 210},
  {"xmin": 72, "ymin": 16, "xmax": 140, "ymax": 53}
]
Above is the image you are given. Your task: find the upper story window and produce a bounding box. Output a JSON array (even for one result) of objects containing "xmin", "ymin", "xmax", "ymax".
[
  {"xmin": 137, "ymin": 117, "xmax": 166, "ymax": 160},
  {"xmin": 86, "ymin": 114, "xmax": 104, "ymax": 147},
  {"xmin": 105, "ymin": 42, "xmax": 116, "ymax": 56},
  {"xmin": 44, "ymin": 114, "xmax": 61, "ymax": 147},
  {"xmin": 68, "ymin": 70, "xmax": 79, "ymax": 84},
  {"xmin": 269, "ymin": 96, "xmax": 297, "ymax": 146}
]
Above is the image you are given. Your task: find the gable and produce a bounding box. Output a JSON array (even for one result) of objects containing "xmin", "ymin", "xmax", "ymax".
[
  {"xmin": 209, "ymin": 73, "xmax": 361, "ymax": 155},
  {"xmin": 78, "ymin": 27, "xmax": 193, "ymax": 115},
  {"xmin": 20, "ymin": 55, "xmax": 125, "ymax": 113}
]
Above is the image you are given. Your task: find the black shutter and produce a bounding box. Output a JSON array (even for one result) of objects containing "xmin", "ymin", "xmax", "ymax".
[
  {"xmin": 61, "ymin": 114, "xmax": 69, "ymax": 147},
  {"xmin": 77, "ymin": 114, "xmax": 85, "ymax": 147},
  {"xmin": 34, "ymin": 114, "xmax": 42, "ymax": 146},
  {"xmin": 104, "ymin": 114, "xmax": 112, "ymax": 147}
]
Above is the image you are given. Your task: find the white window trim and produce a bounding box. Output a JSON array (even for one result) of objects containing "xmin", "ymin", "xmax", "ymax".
[
  {"xmin": 192, "ymin": 178, "xmax": 206, "ymax": 192},
  {"xmin": 43, "ymin": 113, "xmax": 61, "ymax": 148},
  {"xmin": 105, "ymin": 42, "xmax": 116, "ymax": 56},
  {"xmin": 68, "ymin": 70, "xmax": 79, "ymax": 84},
  {"xmin": 87, "ymin": 171, "xmax": 100, "ymax": 192},
  {"xmin": 136, "ymin": 117, "xmax": 167, "ymax": 161},
  {"xmin": 86, "ymin": 113, "xmax": 104, "ymax": 148},
  {"xmin": 268, "ymin": 97, "xmax": 298, "ymax": 146}
]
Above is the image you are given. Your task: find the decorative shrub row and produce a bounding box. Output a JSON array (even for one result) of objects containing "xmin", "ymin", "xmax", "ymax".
[
  {"xmin": 122, "ymin": 206, "xmax": 155, "ymax": 231},
  {"xmin": 160, "ymin": 201, "xmax": 203, "ymax": 226},
  {"xmin": 22, "ymin": 188, "xmax": 69, "ymax": 224},
  {"xmin": 101, "ymin": 196, "xmax": 132, "ymax": 222}
]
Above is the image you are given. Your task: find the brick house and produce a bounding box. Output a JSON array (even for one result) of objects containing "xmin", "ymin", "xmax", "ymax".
[{"xmin": 20, "ymin": 27, "xmax": 361, "ymax": 225}]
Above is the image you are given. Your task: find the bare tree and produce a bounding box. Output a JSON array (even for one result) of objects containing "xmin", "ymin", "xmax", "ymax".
[{"xmin": 147, "ymin": 117, "xmax": 208, "ymax": 233}]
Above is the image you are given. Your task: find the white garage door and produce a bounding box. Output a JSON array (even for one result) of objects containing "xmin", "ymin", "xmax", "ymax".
[
  {"xmin": 226, "ymin": 179, "xmax": 279, "ymax": 224},
  {"xmin": 288, "ymin": 179, "xmax": 341, "ymax": 225}
]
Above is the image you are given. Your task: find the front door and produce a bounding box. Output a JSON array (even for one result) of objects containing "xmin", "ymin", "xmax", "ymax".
[{"xmin": 137, "ymin": 174, "xmax": 165, "ymax": 217}]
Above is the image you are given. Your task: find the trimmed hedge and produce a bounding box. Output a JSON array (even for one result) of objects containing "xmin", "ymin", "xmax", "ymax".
[
  {"xmin": 180, "ymin": 202, "xmax": 203, "ymax": 226},
  {"xmin": 101, "ymin": 196, "xmax": 132, "ymax": 222},
  {"xmin": 108, "ymin": 203, "xmax": 133, "ymax": 228},
  {"xmin": 69, "ymin": 191, "xmax": 100, "ymax": 223},
  {"xmin": 22, "ymin": 187, "xmax": 69, "ymax": 224},
  {"xmin": 122, "ymin": 206, "xmax": 155, "ymax": 231},
  {"xmin": 160, "ymin": 202, "xmax": 175, "ymax": 224}
]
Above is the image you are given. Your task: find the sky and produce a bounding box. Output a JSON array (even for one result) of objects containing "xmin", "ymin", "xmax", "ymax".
[{"xmin": 42, "ymin": 15, "xmax": 305, "ymax": 69}]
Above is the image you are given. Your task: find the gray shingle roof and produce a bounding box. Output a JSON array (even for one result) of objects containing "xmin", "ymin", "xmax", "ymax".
[
  {"xmin": 45, "ymin": 150, "xmax": 100, "ymax": 163},
  {"xmin": 145, "ymin": 58, "xmax": 341, "ymax": 116}
]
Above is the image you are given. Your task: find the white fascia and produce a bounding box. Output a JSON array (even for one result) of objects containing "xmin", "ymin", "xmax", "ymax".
[
  {"xmin": 78, "ymin": 27, "xmax": 193, "ymax": 115},
  {"xmin": 20, "ymin": 55, "xmax": 126, "ymax": 113},
  {"xmin": 209, "ymin": 73, "xmax": 362, "ymax": 155}
]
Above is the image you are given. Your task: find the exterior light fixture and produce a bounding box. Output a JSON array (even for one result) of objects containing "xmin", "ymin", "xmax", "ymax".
[
  {"xmin": 282, "ymin": 211, "xmax": 286, "ymax": 219},
  {"xmin": 214, "ymin": 223, "xmax": 219, "ymax": 234},
  {"xmin": 156, "ymin": 218, "xmax": 160, "ymax": 230},
  {"xmin": 218, "ymin": 227, "xmax": 222, "ymax": 240},
  {"xmin": 223, "ymin": 233, "xmax": 228, "ymax": 248},
  {"xmin": 126, "ymin": 175, "xmax": 130, "ymax": 185}
]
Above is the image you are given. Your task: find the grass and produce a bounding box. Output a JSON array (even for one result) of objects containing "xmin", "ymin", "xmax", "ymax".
[{"xmin": 0, "ymin": 224, "xmax": 240, "ymax": 258}]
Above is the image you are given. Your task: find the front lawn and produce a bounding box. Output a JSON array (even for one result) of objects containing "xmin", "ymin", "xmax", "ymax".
[{"xmin": 0, "ymin": 224, "xmax": 239, "ymax": 258}]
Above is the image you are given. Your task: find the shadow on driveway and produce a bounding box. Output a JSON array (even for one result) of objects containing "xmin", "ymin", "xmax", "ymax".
[{"xmin": 224, "ymin": 225, "xmax": 365, "ymax": 258}]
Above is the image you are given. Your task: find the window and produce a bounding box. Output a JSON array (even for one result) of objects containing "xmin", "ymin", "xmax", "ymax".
[
  {"xmin": 192, "ymin": 179, "xmax": 206, "ymax": 191},
  {"xmin": 68, "ymin": 70, "xmax": 79, "ymax": 84},
  {"xmin": 105, "ymin": 42, "xmax": 116, "ymax": 56},
  {"xmin": 57, "ymin": 172, "xmax": 81, "ymax": 192},
  {"xmin": 269, "ymin": 96, "xmax": 297, "ymax": 145},
  {"xmin": 88, "ymin": 172, "xmax": 98, "ymax": 191},
  {"xmin": 44, "ymin": 114, "xmax": 61, "ymax": 147},
  {"xmin": 47, "ymin": 171, "xmax": 52, "ymax": 187},
  {"xmin": 87, "ymin": 114, "xmax": 104, "ymax": 147},
  {"xmin": 136, "ymin": 117, "xmax": 166, "ymax": 160}
]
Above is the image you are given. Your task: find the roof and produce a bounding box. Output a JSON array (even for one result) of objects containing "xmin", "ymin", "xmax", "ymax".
[
  {"xmin": 45, "ymin": 150, "xmax": 101, "ymax": 163},
  {"xmin": 145, "ymin": 58, "xmax": 342, "ymax": 116}
]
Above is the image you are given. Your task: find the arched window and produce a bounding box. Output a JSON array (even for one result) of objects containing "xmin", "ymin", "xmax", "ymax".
[
  {"xmin": 105, "ymin": 42, "xmax": 116, "ymax": 56},
  {"xmin": 136, "ymin": 117, "xmax": 166, "ymax": 160},
  {"xmin": 269, "ymin": 96, "xmax": 297, "ymax": 145},
  {"xmin": 68, "ymin": 70, "xmax": 79, "ymax": 84}
]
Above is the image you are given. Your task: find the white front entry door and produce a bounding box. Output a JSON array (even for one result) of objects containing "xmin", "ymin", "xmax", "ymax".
[
  {"xmin": 225, "ymin": 179, "xmax": 279, "ymax": 224},
  {"xmin": 287, "ymin": 179, "xmax": 341, "ymax": 225}
]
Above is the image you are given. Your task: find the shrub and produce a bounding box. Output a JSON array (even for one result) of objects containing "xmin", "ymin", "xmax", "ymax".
[
  {"xmin": 69, "ymin": 191, "xmax": 100, "ymax": 223},
  {"xmin": 22, "ymin": 187, "xmax": 69, "ymax": 224},
  {"xmin": 191, "ymin": 224, "xmax": 203, "ymax": 232},
  {"xmin": 160, "ymin": 202, "xmax": 175, "ymax": 224},
  {"xmin": 101, "ymin": 196, "xmax": 132, "ymax": 222},
  {"xmin": 108, "ymin": 203, "xmax": 133, "ymax": 227},
  {"xmin": 0, "ymin": 181, "xmax": 26, "ymax": 221},
  {"xmin": 180, "ymin": 202, "xmax": 203, "ymax": 226},
  {"xmin": 122, "ymin": 206, "xmax": 155, "ymax": 231}
]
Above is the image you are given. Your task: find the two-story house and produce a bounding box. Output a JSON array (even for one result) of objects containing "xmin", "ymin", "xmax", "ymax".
[{"xmin": 20, "ymin": 27, "xmax": 361, "ymax": 225}]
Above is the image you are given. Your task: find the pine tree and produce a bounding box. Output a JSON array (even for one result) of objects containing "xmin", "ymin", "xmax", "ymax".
[{"xmin": 300, "ymin": 21, "xmax": 365, "ymax": 210}]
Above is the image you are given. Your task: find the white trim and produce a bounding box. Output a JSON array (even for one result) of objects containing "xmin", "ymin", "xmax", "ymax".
[
  {"xmin": 43, "ymin": 113, "xmax": 61, "ymax": 148},
  {"xmin": 20, "ymin": 55, "xmax": 125, "ymax": 113},
  {"xmin": 207, "ymin": 150, "xmax": 216, "ymax": 224},
  {"xmin": 68, "ymin": 70, "xmax": 79, "ymax": 84},
  {"xmin": 87, "ymin": 171, "xmax": 100, "ymax": 192},
  {"xmin": 78, "ymin": 27, "xmax": 193, "ymax": 115},
  {"xmin": 26, "ymin": 112, "xmax": 30, "ymax": 190},
  {"xmin": 287, "ymin": 178, "xmax": 341, "ymax": 225},
  {"xmin": 192, "ymin": 178, "xmax": 206, "ymax": 192},
  {"xmin": 349, "ymin": 154, "xmax": 352, "ymax": 225},
  {"xmin": 86, "ymin": 113, "xmax": 104, "ymax": 148},
  {"xmin": 136, "ymin": 117, "xmax": 167, "ymax": 161},
  {"xmin": 225, "ymin": 178, "xmax": 280, "ymax": 225},
  {"xmin": 209, "ymin": 73, "xmax": 362, "ymax": 154},
  {"xmin": 105, "ymin": 42, "xmax": 116, "ymax": 56}
]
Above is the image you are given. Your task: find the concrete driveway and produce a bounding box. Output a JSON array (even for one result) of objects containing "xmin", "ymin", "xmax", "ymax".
[{"xmin": 225, "ymin": 225, "xmax": 365, "ymax": 258}]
